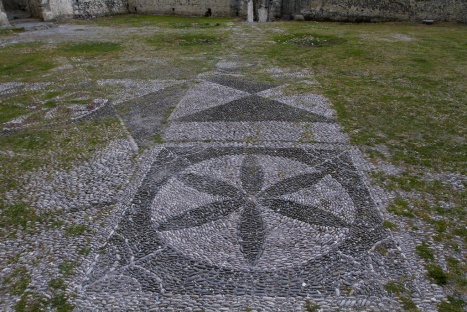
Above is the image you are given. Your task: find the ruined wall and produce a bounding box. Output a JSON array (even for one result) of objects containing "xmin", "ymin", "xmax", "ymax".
[
  {"xmin": 72, "ymin": 0, "xmax": 127, "ymax": 18},
  {"xmin": 22, "ymin": 0, "xmax": 465, "ymax": 22},
  {"xmin": 127, "ymin": 0, "xmax": 244, "ymax": 17},
  {"xmin": 282, "ymin": 0, "xmax": 467, "ymax": 23},
  {"xmin": 2, "ymin": 0, "xmax": 43, "ymax": 18},
  {"xmin": 43, "ymin": 0, "xmax": 74, "ymax": 20},
  {"xmin": 3, "ymin": 0, "xmax": 29, "ymax": 11},
  {"xmin": 0, "ymin": 1, "xmax": 9, "ymax": 25}
]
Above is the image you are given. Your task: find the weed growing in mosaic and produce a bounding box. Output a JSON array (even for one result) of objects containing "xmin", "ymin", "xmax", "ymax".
[
  {"xmin": 426, "ymin": 264, "xmax": 448, "ymax": 285},
  {"xmin": 58, "ymin": 261, "xmax": 77, "ymax": 278},
  {"xmin": 438, "ymin": 296, "xmax": 466, "ymax": 312},
  {"xmin": 399, "ymin": 296, "xmax": 419, "ymax": 311},
  {"xmin": 383, "ymin": 220, "xmax": 397, "ymax": 229},
  {"xmin": 416, "ymin": 242, "xmax": 434, "ymax": 261},
  {"xmin": 65, "ymin": 224, "xmax": 89, "ymax": 236},
  {"xmin": 384, "ymin": 280, "xmax": 406, "ymax": 295}
]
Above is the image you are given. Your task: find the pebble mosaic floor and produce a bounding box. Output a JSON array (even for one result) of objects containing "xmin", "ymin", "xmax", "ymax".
[
  {"xmin": 72, "ymin": 69, "xmax": 442, "ymax": 311},
  {"xmin": 0, "ymin": 24, "xmax": 449, "ymax": 312}
]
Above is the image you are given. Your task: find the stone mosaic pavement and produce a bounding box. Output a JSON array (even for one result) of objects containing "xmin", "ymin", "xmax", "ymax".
[
  {"xmin": 0, "ymin": 26, "xmax": 445, "ymax": 311},
  {"xmin": 70, "ymin": 67, "xmax": 442, "ymax": 311}
]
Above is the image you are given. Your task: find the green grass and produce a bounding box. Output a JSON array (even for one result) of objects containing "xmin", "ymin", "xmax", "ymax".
[
  {"xmin": 304, "ymin": 300, "xmax": 320, "ymax": 312},
  {"xmin": 399, "ymin": 296, "xmax": 419, "ymax": 311},
  {"xmin": 147, "ymin": 33, "xmax": 222, "ymax": 48},
  {"xmin": 0, "ymin": 203, "xmax": 42, "ymax": 229},
  {"xmin": 426, "ymin": 263, "xmax": 448, "ymax": 285},
  {"xmin": 438, "ymin": 296, "xmax": 466, "ymax": 312},
  {"xmin": 3, "ymin": 267, "xmax": 31, "ymax": 296},
  {"xmin": 60, "ymin": 42, "xmax": 121, "ymax": 55},
  {"xmin": 0, "ymin": 44, "xmax": 55, "ymax": 80},
  {"xmin": 65, "ymin": 224, "xmax": 89, "ymax": 236},
  {"xmin": 48, "ymin": 278, "xmax": 66, "ymax": 290},
  {"xmin": 383, "ymin": 220, "xmax": 398, "ymax": 229},
  {"xmin": 416, "ymin": 242, "xmax": 435, "ymax": 261},
  {"xmin": 58, "ymin": 261, "xmax": 77, "ymax": 278},
  {"xmin": 14, "ymin": 292, "xmax": 45, "ymax": 312},
  {"xmin": 50, "ymin": 293, "xmax": 74, "ymax": 312},
  {"xmin": 0, "ymin": 104, "xmax": 28, "ymax": 124},
  {"xmin": 152, "ymin": 133, "xmax": 165, "ymax": 144},
  {"xmin": 275, "ymin": 33, "xmax": 344, "ymax": 47},
  {"xmin": 384, "ymin": 280, "xmax": 406, "ymax": 295},
  {"xmin": 387, "ymin": 197, "xmax": 414, "ymax": 218},
  {"xmin": 0, "ymin": 28, "xmax": 26, "ymax": 36}
]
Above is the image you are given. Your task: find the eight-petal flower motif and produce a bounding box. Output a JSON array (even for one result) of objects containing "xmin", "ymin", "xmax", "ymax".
[{"xmin": 156, "ymin": 155, "xmax": 353, "ymax": 265}]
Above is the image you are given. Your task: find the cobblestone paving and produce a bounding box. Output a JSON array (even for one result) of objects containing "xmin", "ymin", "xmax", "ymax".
[
  {"xmin": 1, "ymin": 26, "xmax": 446, "ymax": 311},
  {"xmin": 71, "ymin": 65, "xmax": 442, "ymax": 311}
]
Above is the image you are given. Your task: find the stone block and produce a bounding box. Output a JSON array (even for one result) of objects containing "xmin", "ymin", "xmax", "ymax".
[
  {"xmin": 294, "ymin": 14, "xmax": 304, "ymax": 21},
  {"xmin": 258, "ymin": 7, "xmax": 268, "ymax": 22}
]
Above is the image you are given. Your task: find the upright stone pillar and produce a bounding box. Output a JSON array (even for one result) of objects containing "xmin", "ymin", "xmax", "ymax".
[
  {"xmin": 0, "ymin": 1, "xmax": 9, "ymax": 27},
  {"xmin": 258, "ymin": 6, "xmax": 268, "ymax": 22},
  {"xmin": 247, "ymin": 0, "xmax": 254, "ymax": 22}
]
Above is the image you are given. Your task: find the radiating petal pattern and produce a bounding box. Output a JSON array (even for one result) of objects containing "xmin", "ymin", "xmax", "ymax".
[
  {"xmin": 178, "ymin": 173, "xmax": 244, "ymax": 198},
  {"xmin": 159, "ymin": 156, "xmax": 352, "ymax": 265},
  {"xmin": 259, "ymin": 171, "xmax": 328, "ymax": 198},
  {"xmin": 238, "ymin": 201, "xmax": 265, "ymax": 265},
  {"xmin": 240, "ymin": 155, "xmax": 264, "ymax": 195},
  {"xmin": 262, "ymin": 198, "xmax": 349, "ymax": 228},
  {"xmin": 157, "ymin": 199, "xmax": 245, "ymax": 231}
]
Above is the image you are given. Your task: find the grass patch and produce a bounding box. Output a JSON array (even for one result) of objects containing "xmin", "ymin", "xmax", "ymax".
[
  {"xmin": 399, "ymin": 296, "xmax": 419, "ymax": 311},
  {"xmin": 275, "ymin": 33, "xmax": 344, "ymax": 47},
  {"xmin": 65, "ymin": 224, "xmax": 89, "ymax": 236},
  {"xmin": 383, "ymin": 220, "xmax": 398, "ymax": 229},
  {"xmin": 304, "ymin": 300, "xmax": 320, "ymax": 311},
  {"xmin": 0, "ymin": 104, "xmax": 28, "ymax": 124},
  {"xmin": 48, "ymin": 278, "xmax": 66, "ymax": 290},
  {"xmin": 0, "ymin": 118, "xmax": 122, "ymax": 200},
  {"xmin": 416, "ymin": 242, "xmax": 434, "ymax": 261},
  {"xmin": 4, "ymin": 267, "xmax": 31, "ymax": 296},
  {"xmin": 60, "ymin": 42, "xmax": 121, "ymax": 55},
  {"xmin": 14, "ymin": 292, "xmax": 45, "ymax": 312},
  {"xmin": 152, "ymin": 133, "xmax": 165, "ymax": 144},
  {"xmin": 384, "ymin": 280, "xmax": 406, "ymax": 295},
  {"xmin": 426, "ymin": 263, "xmax": 448, "ymax": 285},
  {"xmin": 50, "ymin": 293, "xmax": 74, "ymax": 312},
  {"xmin": 0, "ymin": 28, "xmax": 26, "ymax": 36},
  {"xmin": 387, "ymin": 197, "xmax": 414, "ymax": 218},
  {"xmin": 78, "ymin": 247, "xmax": 92, "ymax": 255},
  {"xmin": 0, "ymin": 44, "xmax": 55, "ymax": 80},
  {"xmin": 58, "ymin": 261, "xmax": 77, "ymax": 278},
  {"xmin": 154, "ymin": 34, "xmax": 221, "ymax": 47},
  {"xmin": 0, "ymin": 203, "xmax": 41, "ymax": 229},
  {"xmin": 438, "ymin": 296, "xmax": 466, "ymax": 312}
]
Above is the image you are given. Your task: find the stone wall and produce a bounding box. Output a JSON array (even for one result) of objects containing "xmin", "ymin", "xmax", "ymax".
[
  {"xmin": 72, "ymin": 0, "xmax": 127, "ymax": 18},
  {"xmin": 127, "ymin": 0, "xmax": 244, "ymax": 17},
  {"xmin": 0, "ymin": 1, "xmax": 9, "ymax": 25},
  {"xmin": 281, "ymin": 0, "xmax": 467, "ymax": 23},
  {"xmin": 2, "ymin": 0, "xmax": 29, "ymax": 11},
  {"xmin": 2, "ymin": 0, "xmax": 464, "ymax": 23},
  {"xmin": 43, "ymin": 0, "xmax": 74, "ymax": 20}
]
